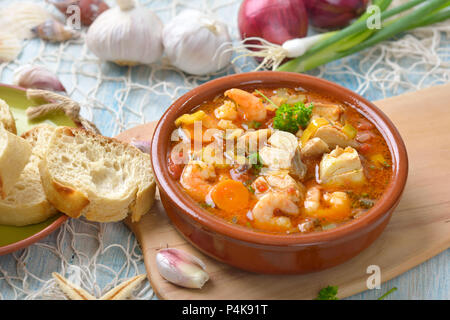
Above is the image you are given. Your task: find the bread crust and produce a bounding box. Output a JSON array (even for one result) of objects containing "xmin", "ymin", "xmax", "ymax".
[
  {"xmin": 0, "ymin": 125, "xmax": 59, "ymax": 226},
  {"xmin": 40, "ymin": 126, "xmax": 156, "ymax": 222},
  {"xmin": 0, "ymin": 200, "xmax": 57, "ymax": 226},
  {"xmin": 0, "ymin": 98, "xmax": 17, "ymax": 134}
]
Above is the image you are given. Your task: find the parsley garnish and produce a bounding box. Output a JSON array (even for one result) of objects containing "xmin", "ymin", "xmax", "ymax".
[
  {"xmin": 315, "ymin": 285, "xmax": 397, "ymax": 300},
  {"xmin": 315, "ymin": 285, "xmax": 339, "ymax": 300},
  {"xmin": 273, "ymin": 102, "xmax": 313, "ymax": 133}
]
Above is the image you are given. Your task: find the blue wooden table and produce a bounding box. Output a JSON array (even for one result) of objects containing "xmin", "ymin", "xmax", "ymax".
[{"xmin": 0, "ymin": 0, "xmax": 448, "ymax": 300}]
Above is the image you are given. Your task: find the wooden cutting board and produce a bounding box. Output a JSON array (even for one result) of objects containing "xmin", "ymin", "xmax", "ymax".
[{"xmin": 116, "ymin": 83, "xmax": 450, "ymax": 300}]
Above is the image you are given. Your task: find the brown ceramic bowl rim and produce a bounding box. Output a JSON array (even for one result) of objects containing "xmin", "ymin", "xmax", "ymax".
[
  {"xmin": 0, "ymin": 83, "xmax": 69, "ymax": 256},
  {"xmin": 151, "ymin": 71, "xmax": 408, "ymax": 246}
]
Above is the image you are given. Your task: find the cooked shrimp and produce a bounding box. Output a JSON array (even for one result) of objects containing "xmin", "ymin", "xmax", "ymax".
[
  {"xmin": 180, "ymin": 160, "xmax": 216, "ymax": 202},
  {"xmin": 224, "ymin": 88, "xmax": 267, "ymax": 122},
  {"xmin": 214, "ymin": 100, "xmax": 238, "ymax": 120},
  {"xmin": 252, "ymin": 193, "xmax": 299, "ymax": 231},
  {"xmin": 252, "ymin": 171, "xmax": 305, "ymax": 202},
  {"xmin": 305, "ymin": 190, "xmax": 352, "ymax": 223}
]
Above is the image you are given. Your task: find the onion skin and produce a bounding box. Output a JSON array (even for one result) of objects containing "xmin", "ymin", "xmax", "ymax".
[
  {"xmin": 238, "ymin": 0, "xmax": 308, "ymax": 46},
  {"xmin": 304, "ymin": 0, "xmax": 369, "ymax": 30}
]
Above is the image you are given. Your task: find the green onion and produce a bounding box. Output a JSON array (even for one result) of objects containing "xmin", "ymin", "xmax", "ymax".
[
  {"xmin": 345, "ymin": 0, "xmax": 450, "ymax": 56},
  {"xmin": 300, "ymin": 0, "xmax": 394, "ymax": 60},
  {"xmin": 277, "ymin": 0, "xmax": 450, "ymax": 73}
]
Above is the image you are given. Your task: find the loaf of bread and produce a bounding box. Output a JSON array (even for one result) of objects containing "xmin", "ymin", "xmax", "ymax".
[
  {"xmin": 0, "ymin": 124, "xmax": 32, "ymax": 199},
  {"xmin": 0, "ymin": 124, "xmax": 58, "ymax": 226},
  {"xmin": 0, "ymin": 98, "xmax": 17, "ymax": 134},
  {"xmin": 39, "ymin": 126, "xmax": 156, "ymax": 222}
]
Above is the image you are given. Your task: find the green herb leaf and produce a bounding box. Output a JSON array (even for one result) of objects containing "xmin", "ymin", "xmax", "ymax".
[
  {"xmin": 200, "ymin": 203, "xmax": 212, "ymax": 209},
  {"xmin": 359, "ymin": 199, "xmax": 374, "ymax": 209},
  {"xmin": 254, "ymin": 89, "xmax": 278, "ymax": 109},
  {"xmin": 315, "ymin": 285, "xmax": 339, "ymax": 300},
  {"xmin": 378, "ymin": 287, "xmax": 398, "ymax": 300},
  {"xmin": 248, "ymin": 152, "xmax": 262, "ymax": 171},
  {"xmin": 247, "ymin": 121, "xmax": 262, "ymax": 129},
  {"xmin": 273, "ymin": 102, "xmax": 313, "ymax": 133}
]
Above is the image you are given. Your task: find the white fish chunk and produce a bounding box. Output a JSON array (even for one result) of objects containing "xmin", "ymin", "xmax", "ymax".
[
  {"xmin": 259, "ymin": 146, "xmax": 293, "ymax": 170},
  {"xmin": 301, "ymin": 137, "xmax": 330, "ymax": 158},
  {"xmin": 268, "ymin": 130, "xmax": 298, "ymax": 156},
  {"xmin": 319, "ymin": 146, "xmax": 366, "ymax": 186},
  {"xmin": 311, "ymin": 102, "xmax": 344, "ymax": 122},
  {"xmin": 314, "ymin": 125, "xmax": 358, "ymax": 149}
]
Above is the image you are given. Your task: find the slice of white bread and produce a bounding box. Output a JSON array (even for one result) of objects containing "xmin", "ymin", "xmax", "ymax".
[
  {"xmin": 39, "ymin": 127, "xmax": 156, "ymax": 222},
  {"xmin": 0, "ymin": 124, "xmax": 32, "ymax": 198},
  {"xmin": 0, "ymin": 98, "xmax": 17, "ymax": 134},
  {"xmin": 0, "ymin": 124, "xmax": 58, "ymax": 226}
]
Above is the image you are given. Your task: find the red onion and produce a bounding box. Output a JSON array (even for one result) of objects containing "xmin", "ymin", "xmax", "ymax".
[
  {"xmin": 238, "ymin": 0, "xmax": 308, "ymax": 46},
  {"xmin": 304, "ymin": 0, "xmax": 369, "ymax": 30}
]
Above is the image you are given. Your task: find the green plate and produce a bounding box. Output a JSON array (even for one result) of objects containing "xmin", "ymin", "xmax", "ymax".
[{"xmin": 0, "ymin": 84, "xmax": 76, "ymax": 254}]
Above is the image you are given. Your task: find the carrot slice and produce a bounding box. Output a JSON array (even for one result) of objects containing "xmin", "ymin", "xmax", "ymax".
[{"xmin": 211, "ymin": 179, "xmax": 249, "ymax": 213}]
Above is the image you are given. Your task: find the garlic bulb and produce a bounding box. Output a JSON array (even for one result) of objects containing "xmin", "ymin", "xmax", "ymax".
[
  {"xmin": 14, "ymin": 65, "xmax": 66, "ymax": 92},
  {"xmin": 163, "ymin": 9, "xmax": 232, "ymax": 75},
  {"xmin": 156, "ymin": 248, "xmax": 209, "ymax": 289},
  {"xmin": 86, "ymin": 0, "xmax": 163, "ymax": 66}
]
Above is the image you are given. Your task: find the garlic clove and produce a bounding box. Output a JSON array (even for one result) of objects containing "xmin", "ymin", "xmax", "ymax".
[
  {"xmin": 156, "ymin": 248, "xmax": 210, "ymax": 289},
  {"xmin": 32, "ymin": 19, "xmax": 79, "ymax": 42},
  {"xmin": 162, "ymin": 10, "xmax": 232, "ymax": 75},
  {"xmin": 14, "ymin": 65, "xmax": 66, "ymax": 92},
  {"xmin": 86, "ymin": 1, "xmax": 163, "ymax": 66}
]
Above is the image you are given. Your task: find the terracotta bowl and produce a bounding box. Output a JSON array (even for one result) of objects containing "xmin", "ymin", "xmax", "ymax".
[{"xmin": 151, "ymin": 71, "xmax": 408, "ymax": 274}]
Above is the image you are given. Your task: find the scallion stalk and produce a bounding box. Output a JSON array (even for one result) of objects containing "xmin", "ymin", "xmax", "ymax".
[
  {"xmin": 301, "ymin": 0, "xmax": 393, "ymax": 58},
  {"xmin": 277, "ymin": 0, "xmax": 450, "ymax": 73},
  {"xmin": 344, "ymin": 0, "xmax": 450, "ymax": 56}
]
